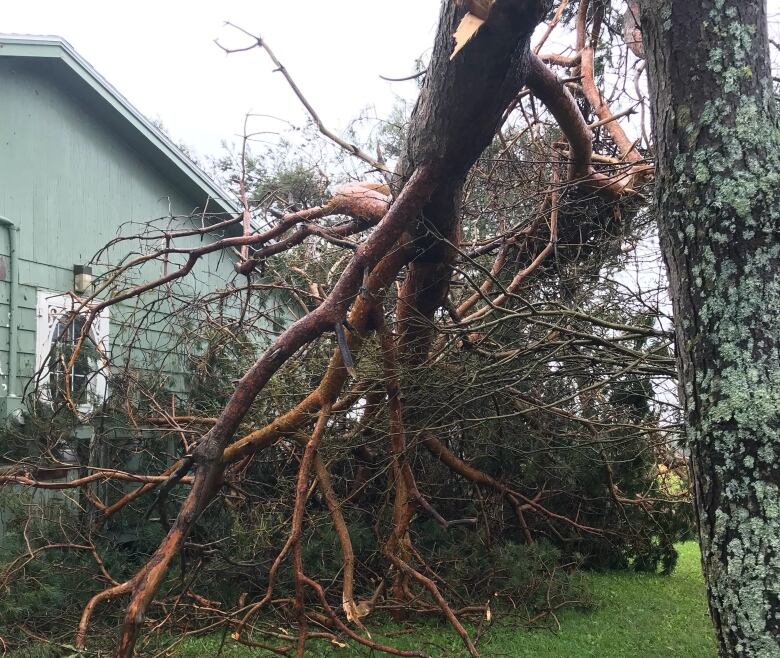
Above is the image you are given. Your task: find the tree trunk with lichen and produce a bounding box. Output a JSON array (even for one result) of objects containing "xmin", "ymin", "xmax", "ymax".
[{"xmin": 641, "ymin": 1, "xmax": 780, "ymax": 656}]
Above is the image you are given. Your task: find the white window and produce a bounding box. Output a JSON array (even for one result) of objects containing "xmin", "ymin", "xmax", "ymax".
[{"xmin": 35, "ymin": 291, "xmax": 110, "ymax": 414}]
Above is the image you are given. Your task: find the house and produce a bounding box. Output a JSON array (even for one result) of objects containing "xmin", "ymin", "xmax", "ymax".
[{"xmin": 0, "ymin": 35, "xmax": 251, "ymax": 501}]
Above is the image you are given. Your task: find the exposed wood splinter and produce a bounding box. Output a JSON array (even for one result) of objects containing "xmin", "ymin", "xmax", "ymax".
[{"xmin": 451, "ymin": 0, "xmax": 495, "ymax": 60}]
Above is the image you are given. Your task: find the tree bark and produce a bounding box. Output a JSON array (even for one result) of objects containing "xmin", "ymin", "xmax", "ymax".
[
  {"xmin": 641, "ymin": 2, "xmax": 780, "ymax": 655},
  {"xmin": 394, "ymin": 0, "xmax": 549, "ymax": 361}
]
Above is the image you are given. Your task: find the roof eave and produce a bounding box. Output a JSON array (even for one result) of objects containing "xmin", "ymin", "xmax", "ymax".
[{"xmin": 0, "ymin": 34, "xmax": 240, "ymax": 217}]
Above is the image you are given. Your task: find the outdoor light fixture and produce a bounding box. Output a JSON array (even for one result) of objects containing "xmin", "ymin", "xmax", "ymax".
[{"xmin": 73, "ymin": 264, "xmax": 93, "ymax": 294}]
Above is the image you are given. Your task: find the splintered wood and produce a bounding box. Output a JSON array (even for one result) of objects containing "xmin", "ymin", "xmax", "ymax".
[{"xmin": 451, "ymin": 0, "xmax": 495, "ymax": 60}]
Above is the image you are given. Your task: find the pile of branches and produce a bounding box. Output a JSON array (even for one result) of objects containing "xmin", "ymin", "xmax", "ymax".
[{"xmin": 0, "ymin": 2, "xmax": 693, "ymax": 656}]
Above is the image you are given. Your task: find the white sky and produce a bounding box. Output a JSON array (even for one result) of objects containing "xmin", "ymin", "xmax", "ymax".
[
  {"xmin": 5, "ymin": 1, "xmax": 780, "ymax": 165},
  {"xmin": 3, "ymin": 1, "xmax": 441, "ymax": 160}
]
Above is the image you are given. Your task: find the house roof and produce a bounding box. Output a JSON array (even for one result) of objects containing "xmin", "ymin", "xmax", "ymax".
[{"xmin": 0, "ymin": 34, "xmax": 240, "ymax": 217}]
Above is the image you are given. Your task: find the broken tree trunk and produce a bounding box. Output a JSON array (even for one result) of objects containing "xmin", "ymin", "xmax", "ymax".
[{"xmin": 109, "ymin": 2, "xmax": 550, "ymax": 656}]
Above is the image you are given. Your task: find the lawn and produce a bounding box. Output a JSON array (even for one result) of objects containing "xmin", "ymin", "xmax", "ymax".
[{"xmin": 172, "ymin": 542, "xmax": 716, "ymax": 658}]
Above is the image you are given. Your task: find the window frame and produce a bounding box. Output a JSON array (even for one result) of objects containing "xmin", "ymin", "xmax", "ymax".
[{"xmin": 35, "ymin": 290, "xmax": 110, "ymax": 415}]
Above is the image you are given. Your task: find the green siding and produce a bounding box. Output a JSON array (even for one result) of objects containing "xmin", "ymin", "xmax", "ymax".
[
  {"xmin": 0, "ymin": 42, "xmax": 292, "ymax": 542},
  {"xmin": 0, "ymin": 57, "xmax": 239, "ymax": 405}
]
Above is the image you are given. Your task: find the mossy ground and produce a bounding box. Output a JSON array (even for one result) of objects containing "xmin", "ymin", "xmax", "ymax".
[{"xmin": 167, "ymin": 542, "xmax": 715, "ymax": 658}]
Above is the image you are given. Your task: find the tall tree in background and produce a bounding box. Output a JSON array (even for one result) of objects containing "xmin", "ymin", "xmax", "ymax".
[{"xmin": 642, "ymin": 1, "xmax": 780, "ymax": 655}]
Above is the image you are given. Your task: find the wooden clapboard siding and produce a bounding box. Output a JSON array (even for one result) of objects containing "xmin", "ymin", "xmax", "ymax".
[{"xmin": 0, "ymin": 46, "xmax": 250, "ymax": 414}]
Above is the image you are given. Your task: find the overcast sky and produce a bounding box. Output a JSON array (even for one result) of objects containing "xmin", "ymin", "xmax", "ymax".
[
  {"xmin": 4, "ymin": 1, "xmax": 442, "ymax": 160},
  {"xmin": 5, "ymin": 1, "xmax": 780, "ymax": 165}
]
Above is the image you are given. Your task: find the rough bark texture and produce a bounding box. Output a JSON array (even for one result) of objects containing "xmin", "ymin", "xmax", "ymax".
[
  {"xmin": 394, "ymin": 0, "xmax": 549, "ymax": 362},
  {"xmin": 641, "ymin": 2, "xmax": 780, "ymax": 656}
]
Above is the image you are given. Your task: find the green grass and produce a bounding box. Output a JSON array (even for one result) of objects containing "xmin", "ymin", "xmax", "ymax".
[{"xmin": 170, "ymin": 542, "xmax": 716, "ymax": 658}]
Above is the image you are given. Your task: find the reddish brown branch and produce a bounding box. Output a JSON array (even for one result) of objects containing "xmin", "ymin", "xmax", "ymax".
[
  {"xmin": 302, "ymin": 575, "xmax": 429, "ymax": 658},
  {"xmin": 110, "ymin": 170, "xmax": 434, "ymax": 657}
]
